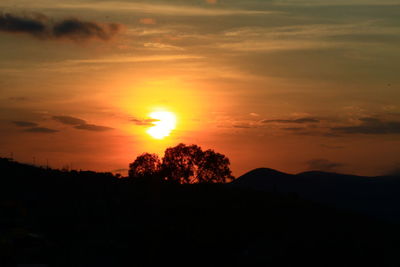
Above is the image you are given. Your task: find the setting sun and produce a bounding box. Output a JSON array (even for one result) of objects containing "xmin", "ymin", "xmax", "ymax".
[{"xmin": 147, "ymin": 111, "xmax": 177, "ymax": 139}]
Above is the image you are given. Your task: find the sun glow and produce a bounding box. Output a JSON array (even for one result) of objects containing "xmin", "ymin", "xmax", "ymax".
[{"xmin": 147, "ymin": 111, "xmax": 177, "ymax": 139}]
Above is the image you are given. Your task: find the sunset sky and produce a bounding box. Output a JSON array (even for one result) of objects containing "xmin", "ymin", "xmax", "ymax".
[{"xmin": 1, "ymin": 0, "xmax": 399, "ymax": 176}]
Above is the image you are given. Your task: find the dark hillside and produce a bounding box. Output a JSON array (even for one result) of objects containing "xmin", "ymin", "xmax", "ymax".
[
  {"xmin": 1, "ymin": 158, "xmax": 399, "ymax": 266},
  {"xmin": 232, "ymin": 168, "xmax": 400, "ymax": 222}
]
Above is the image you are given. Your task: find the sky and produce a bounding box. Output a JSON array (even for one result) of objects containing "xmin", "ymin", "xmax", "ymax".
[{"xmin": 0, "ymin": 0, "xmax": 399, "ymax": 176}]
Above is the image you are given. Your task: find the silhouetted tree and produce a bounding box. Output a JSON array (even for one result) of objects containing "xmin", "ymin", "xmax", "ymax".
[
  {"xmin": 197, "ymin": 149, "xmax": 233, "ymax": 183},
  {"xmin": 162, "ymin": 143, "xmax": 234, "ymax": 184},
  {"xmin": 128, "ymin": 153, "xmax": 161, "ymax": 179},
  {"xmin": 162, "ymin": 144, "xmax": 203, "ymax": 184}
]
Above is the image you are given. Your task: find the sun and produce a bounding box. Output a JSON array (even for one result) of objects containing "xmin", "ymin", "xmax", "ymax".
[{"xmin": 147, "ymin": 111, "xmax": 177, "ymax": 139}]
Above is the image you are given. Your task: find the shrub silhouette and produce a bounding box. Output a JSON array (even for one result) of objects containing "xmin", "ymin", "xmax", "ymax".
[{"xmin": 129, "ymin": 143, "xmax": 234, "ymax": 184}]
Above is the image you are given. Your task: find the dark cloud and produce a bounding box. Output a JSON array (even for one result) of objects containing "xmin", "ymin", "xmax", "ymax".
[
  {"xmin": 0, "ymin": 13, "xmax": 46, "ymax": 36},
  {"xmin": 24, "ymin": 127, "xmax": 59, "ymax": 133},
  {"xmin": 53, "ymin": 115, "xmax": 86, "ymax": 125},
  {"xmin": 53, "ymin": 115, "xmax": 113, "ymax": 132},
  {"xmin": 306, "ymin": 159, "xmax": 344, "ymax": 172},
  {"xmin": 131, "ymin": 118, "xmax": 159, "ymax": 126},
  {"xmin": 232, "ymin": 123, "xmax": 254, "ymax": 129},
  {"xmin": 12, "ymin": 121, "xmax": 38, "ymax": 127},
  {"xmin": 74, "ymin": 124, "xmax": 113, "ymax": 132},
  {"xmin": 0, "ymin": 13, "xmax": 122, "ymax": 42},
  {"xmin": 261, "ymin": 117, "xmax": 320, "ymax": 124},
  {"xmin": 52, "ymin": 19, "xmax": 121, "ymax": 41},
  {"xmin": 331, "ymin": 117, "xmax": 400, "ymax": 135}
]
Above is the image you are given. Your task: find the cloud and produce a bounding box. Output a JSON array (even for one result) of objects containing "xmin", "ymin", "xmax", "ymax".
[
  {"xmin": 331, "ymin": 117, "xmax": 400, "ymax": 135},
  {"xmin": 46, "ymin": 2, "xmax": 278, "ymax": 16},
  {"xmin": 232, "ymin": 123, "xmax": 255, "ymax": 129},
  {"xmin": 139, "ymin": 18, "xmax": 156, "ymax": 25},
  {"xmin": 74, "ymin": 124, "xmax": 113, "ymax": 132},
  {"xmin": 52, "ymin": 19, "xmax": 121, "ymax": 41},
  {"xmin": 131, "ymin": 118, "xmax": 159, "ymax": 126},
  {"xmin": 52, "ymin": 115, "xmax": 113, "ymax": 132},
  {"xmin": 61, "ymin": 55, "xmax": 203, "ymax": 65},
  {"xmin": 0, "ymin": 13, "xmax": 46, "ymax": 36},
  {"xmin": 53, "ymin": 115, "xmax": 86, "ymax": 125},
  {"xmin": 24, "ymin": 127, "xmax": 59, "ymax": 133},
  {"xmin": 261, "ymin": 117, "xmax": 320, "ymax": 124},
  {"xmin": 306, "ymin": 159, "xmax": 344, "ymax": 172},
  {"xmin": 0, "ymin": 13, "xmax": 122, "ymax": 42},
  {"xmin": 12, "ymin": 121, "xmax": 38, "ymax": 127}
]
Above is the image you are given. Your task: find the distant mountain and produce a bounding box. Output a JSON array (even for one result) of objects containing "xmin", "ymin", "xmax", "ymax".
[{"xmin": 231, "ymin": 168, "xmax": 400, "ymax": 222}]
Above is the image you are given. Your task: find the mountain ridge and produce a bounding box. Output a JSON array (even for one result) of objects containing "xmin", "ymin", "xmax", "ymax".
[{"xmin": 231, "ymin": 167, "xmax": 400, "ymax": 222}]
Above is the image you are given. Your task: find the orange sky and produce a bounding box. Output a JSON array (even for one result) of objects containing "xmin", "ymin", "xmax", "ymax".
[{"xmin": 1, "ymin": 0, "xmax": 400, "ymax": 176}]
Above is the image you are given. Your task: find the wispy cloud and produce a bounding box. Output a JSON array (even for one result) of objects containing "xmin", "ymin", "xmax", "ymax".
[
  {"xmin": 51, "ymin": 1, "xmax": 280, "ymax": 16},
  {"xmin": 261, "ymin": 117, "xmax": 320, "ymax": 124},
  {"xmin": 24, "ymin": 127, "xmax": 59, "ymax": 133},
  {"xmin": 74, "ymin": 123, "xmax": 113, "ymax": 132},
  {"xmin": 60, "ymin": 55, "xmax": 203, "ymax": 65},
  {"xmin": 53, "ymin": 115, "xmax": 113, "ymax": 132},
  {"xmin": 274, "ymin": 0, "xmax": 400, "ymax": 6},
  {"xmin": 53, "ymin": 115, "xmax": 86, "ymax": 125},
  {"xmin": 331, "ymin": 117, "xmax": 400, "ymax": 135},
  {"xmin": 220, "ymin": 23, "xmax": 400, "ymax": 52},
  {"xmin": 139, "ymin": 18, "xmax": 157, "ymax": 25},
  {"xmin": 131, "ymin": 118, "xmax": 159, "ymax": 126}
]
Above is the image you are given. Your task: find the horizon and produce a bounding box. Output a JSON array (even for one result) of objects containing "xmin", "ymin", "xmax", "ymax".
[
  {"xmin": 1, "ymin": 0, "xmax": 400, "ymax": 177},
  {"xmin": 2, "ymin": 156, "xmax": 393, "ymax": 178}
]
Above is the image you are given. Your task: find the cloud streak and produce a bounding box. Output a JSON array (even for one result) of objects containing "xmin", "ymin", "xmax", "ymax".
[
  {"xmin": 24, "ymin": 127, "xmax": 59, "ymax": 133},
  {"xmin": 0, "ymin": 13, "xmax": 122, "ymax": 42},
  {"xmin": 12, "ymin": 121, "xmax": 38, "ymax": 127},
  {"xmin": 331, "ymin": 117, "xmax": 400, "ymax": 135},
  {"xmin": 261, "ymin": 117, "xmax": 320, "ymax": 124},
  {"xmin": 131, "ymin": 118, "xmax": 159, "ymax": 126},
  {"xmin": 52, "ymin": 2, "xmax": 279, "ymax": 16},
  {"xmin": 74, "ymin": 124, "xmax": 113, "ymax": 132},
  {"xmin": 53, "ymin": 115, "xmax": 113, "ymax": 132},
  {"xmin": 52, "ymin": 115, "xmax": 86, "ymax": 125}
]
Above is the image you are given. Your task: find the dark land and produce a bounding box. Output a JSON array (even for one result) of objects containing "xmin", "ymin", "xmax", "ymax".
[{"xmin": 1, "ymin": 158, "xmax": 400, "ymax": 266}]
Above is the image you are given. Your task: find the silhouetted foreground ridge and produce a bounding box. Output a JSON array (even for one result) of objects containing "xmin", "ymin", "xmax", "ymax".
[
  {"xmin": 1, "ymin": 158, "xmax": 399, "ymax": 266},
  {"xmin": 232, "ymin": 168, "xmax": 400, "ymax": 221}
]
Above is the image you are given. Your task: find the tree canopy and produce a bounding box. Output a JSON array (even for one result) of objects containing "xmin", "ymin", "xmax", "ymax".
[
  {"xmin": 128, "ymin": 143, "xmax": 234, "ymax": 184},
  {"xmin": 128, "ymin": 153, "xmax": 161, "ymax": 179}
]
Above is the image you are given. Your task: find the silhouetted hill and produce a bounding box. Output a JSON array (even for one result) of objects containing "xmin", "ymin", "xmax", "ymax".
[
  {"xmin": 1, "ymin": 158, "xmax": 400, "ymax": 266},
  {"xmin": 232, "ymin": 168, "xmax": 400, "ymax": 222}
]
